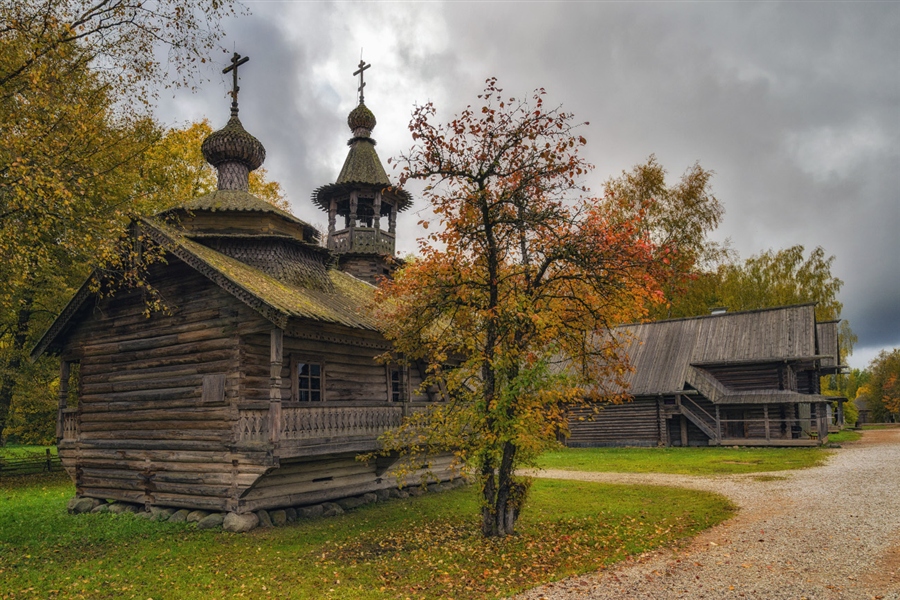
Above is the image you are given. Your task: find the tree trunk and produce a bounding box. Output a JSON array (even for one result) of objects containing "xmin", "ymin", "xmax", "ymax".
[
  {"xmin": 480, "ymin": 441, "xmax": 524, "ymax": 537},
  {"xmin": 0, "ymin": 287, "xmax": 34, "ymax": 443}
]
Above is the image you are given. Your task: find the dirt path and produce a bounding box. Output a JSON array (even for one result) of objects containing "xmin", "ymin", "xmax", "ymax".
[{"xmin": 516, "ymin": 429, "xmax": 900, "ymax": 599}]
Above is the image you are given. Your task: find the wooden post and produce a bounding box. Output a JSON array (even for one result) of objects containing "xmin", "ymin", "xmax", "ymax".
[
  {"xmin": 328, "ymin": 199, "xmax": 336, "ymax": 234},
  {"xmin": 57, "ymin": 361, "xmax": 69, "ymax": 441},
  {"xmin": 680, "ymin": 415, "xmax": 688, "ymax": 447},
  {"xmin": 268, "ymin": 328, "xmax": 283, "ymax": 444},
  {"xmin": 764, "ymin": 404, "xmax": 770, "ymax": 441},
  {"xmin": 656, "ymin": 397, "xmax": 663, "ymax": 446},
  {"xmin": 715, "ymin": 405, "xmax": 721, "ymax": 444},
  {"xmin": 373, "ymin": 192, "xmax": 382, "ymax": 232},
  {"xmin": 389, "ymin": 203, "xmax": 397, "ymax": 234},
  {"xmin": 818, "ymin": 403, "xmax": 828, "ymax": 443}
]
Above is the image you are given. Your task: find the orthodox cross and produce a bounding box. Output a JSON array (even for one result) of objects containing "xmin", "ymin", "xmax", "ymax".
[
  {"xmin": 223, "ymin": 52, "xmax": 250, "ymax": 117},
  {"xmin": 353, "ymin": 59, "xmax": 371, "ymax": 104}
]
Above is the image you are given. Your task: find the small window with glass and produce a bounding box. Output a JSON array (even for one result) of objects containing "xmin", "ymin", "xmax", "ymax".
[
  {"xmin": 294, "ymin": 360, "xmax": 323, "ymax": 402},
  {"xmin": 389, "ymin": 366, "xmax": 405, "ymax": 402}
]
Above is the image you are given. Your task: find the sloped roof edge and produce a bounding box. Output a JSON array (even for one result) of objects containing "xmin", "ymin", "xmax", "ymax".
[{"xmin": 31, "ymin": 218, "xmax": 381, "ymax": 358}]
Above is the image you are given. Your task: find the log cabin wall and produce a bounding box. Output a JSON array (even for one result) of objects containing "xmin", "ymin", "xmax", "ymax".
[
  {"xmin": 337, "ymin": 255, "xmax": 391, "ymax": 286},
  {"xmin": 58, "ymin": 259, "xmax": 275, "ymax": 512},
  {"xmin": 700, "ymin": 363, "xmax": 783, "ymax": 391},
  {"xmin": 237, "ymin": 452, "xmax": 458, "ymax": 513},
  {"xmin": 239, "ymin": 327, "xmax": 392, "ymax": 404},
  {"xmin": 566, "ymin": 398, "xmax": 662, "ymax": 447}
]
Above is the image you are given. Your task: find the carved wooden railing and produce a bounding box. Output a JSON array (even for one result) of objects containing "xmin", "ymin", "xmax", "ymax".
[
  {"xmin": 235, "ymin": 405, "xmax": 405, "ymax": 445},
  {"xmin": 60, "ymin": 409, "xmax": 78, "ymax": 441},
  {"xmin": 328, "ymin": 228, "xmax": 396, "ymax": 255},
  {"xmin": 236, "ymin": 409, "xmax": 268, "ymax": 444},
  {"xmin": 281, "ymin": 405, "xmax": 403, "ymax": 441}
]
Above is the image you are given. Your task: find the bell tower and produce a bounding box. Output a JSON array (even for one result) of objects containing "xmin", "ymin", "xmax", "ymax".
[{"xmin": 311, "ymin": 60, "xmax": 412, "ymax": 284}]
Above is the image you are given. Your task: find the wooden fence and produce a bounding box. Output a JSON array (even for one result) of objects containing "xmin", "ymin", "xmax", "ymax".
[{"xmin": 0, "ymin": 449, "xmax": 62, "ymax": 478}]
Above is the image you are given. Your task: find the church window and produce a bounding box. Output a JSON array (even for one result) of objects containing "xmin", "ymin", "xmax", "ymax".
[
  {"xmin": 388, "ymin": 366, "xmax": 406, "ymax": 402},
  {"xmin": 293, "ymin": 359, "xmax": 323, "ymax": 402}
]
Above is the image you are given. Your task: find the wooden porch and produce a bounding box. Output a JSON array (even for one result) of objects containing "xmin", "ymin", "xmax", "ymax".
[
  {"xmin": 675, "ymin": 394, "xmax": 829, "ymax": 447},
  {"xmin": 234, "ymin": 402, "xmax": 419, "ymax": 457}
]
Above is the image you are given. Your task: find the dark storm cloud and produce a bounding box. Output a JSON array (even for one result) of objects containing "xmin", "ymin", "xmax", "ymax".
[
  {"xmin": 438, "ymin": 2, "xmax": 900, "ymax": 367},
  {"xmin": 158, "ymin": 1, "xmax": 898, "ymax": 368}
]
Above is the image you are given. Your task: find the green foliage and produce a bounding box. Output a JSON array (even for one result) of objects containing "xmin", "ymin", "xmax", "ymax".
[
  {"xmin": 840, "ymin": 399, "xmax": 859, "ymax": 427},
  {"xmin": 603, "ymin": 155, "xmax": 727, "ymax": 321},
  {"xmin": 0, "ymin": 474, "xmax": 733, "ymax": 599},
  {"xmin": 667, "ymin": 245, "xmax": 845, "ymax": 322},
  {"xmin": 3, "ymin": 358, "xmax": 57, "ymax": 445},
  {"xmin": 537, "ymin": 446, "xmax": 832, "ymax": 475},
  {"xmin": 860, "ymin": 349, "xmax": 900, "ymax": 422}
]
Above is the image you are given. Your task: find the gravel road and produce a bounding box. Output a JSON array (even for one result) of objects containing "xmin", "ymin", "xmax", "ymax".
[{"xmin": 516, "ymin": 429, "xmax": 900, "ymax": 600}]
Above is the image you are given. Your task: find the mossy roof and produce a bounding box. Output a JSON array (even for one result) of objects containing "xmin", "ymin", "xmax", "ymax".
[
  {"xmin": 30, "ymin": 217, "xmax": 380, "ymax": 359},
  {"xmin": 143, "ymin": 219, "xmax": 379, "ymax": 331},
  {"xmin": 336, "ymin": 140, "xmax": 391, "ymax": 186},
  {"xmin": 172, "ymin": 189, "xmax": 289, "ymax": 216},
  {"xmin": 164, "ymin": 190, "xmax": 319, "ymax": 241}
]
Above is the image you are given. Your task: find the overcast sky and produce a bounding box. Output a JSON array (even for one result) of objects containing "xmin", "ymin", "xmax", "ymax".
[{"xmin": 156, "ymin": 1, "xmax": 899, "ymax": 370}]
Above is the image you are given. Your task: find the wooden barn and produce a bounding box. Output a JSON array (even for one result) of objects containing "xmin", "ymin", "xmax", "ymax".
[
  {"xmin": 567, "ymin": 304, "xmax": 845, "ymax": 447},
  {"xmin": 31, "ymin": 61, "xmax": 452, "ymax": 514}
]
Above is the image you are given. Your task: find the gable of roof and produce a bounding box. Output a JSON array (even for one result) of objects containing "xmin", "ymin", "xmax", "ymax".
[
  {"xmin": 31, "ymin": 218, "xmax": 380, "ymax": 359},
  {"xmin": 163, "ymin": 190, "xmax": 320, "ymax": 241},
  {"xmin": 613, "ymin": 304, "xmax": 827, "ymax": 399}
]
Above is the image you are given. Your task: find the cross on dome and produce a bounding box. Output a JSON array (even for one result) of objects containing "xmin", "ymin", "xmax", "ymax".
[
  {"xmin": 223, "ymin": 52, "xmax": 250, "ymax": 117},
  {"xmin": 353, "ymin": 59, "xmax": 371, "ymax": 104}
]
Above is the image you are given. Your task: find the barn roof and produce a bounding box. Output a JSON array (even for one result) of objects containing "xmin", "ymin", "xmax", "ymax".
[{"xmin": 613, "ymin": 304, "xmax": 837, "ymax": 401}]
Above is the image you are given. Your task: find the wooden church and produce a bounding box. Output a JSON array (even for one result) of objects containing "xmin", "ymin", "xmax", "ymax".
[
  {"xmin": 32, "ymin": 57, "xmax": 452, "ymax": 514},
  {"xmin": 566, "ymin": 304, "xmax": 845, "ymax": 448}
]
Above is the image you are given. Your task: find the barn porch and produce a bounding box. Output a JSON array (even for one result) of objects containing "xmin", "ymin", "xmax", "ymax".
[{"xmin": 675, "ymin": 393, "xmax": 831, "ymax": 447}]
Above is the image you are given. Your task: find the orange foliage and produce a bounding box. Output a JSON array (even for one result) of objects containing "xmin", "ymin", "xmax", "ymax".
[{"xmin": 374, "ymin": 79, "xmax": 674, "ymax": 537}]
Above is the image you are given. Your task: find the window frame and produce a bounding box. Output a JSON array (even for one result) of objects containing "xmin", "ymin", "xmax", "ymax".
[
  {"xmin": 387, "ymin": 364, "xmax": 407, "ymax": 403},
  {"xmin": 290, "ymin": 354, "xmax": 325, "ymax": 402}
]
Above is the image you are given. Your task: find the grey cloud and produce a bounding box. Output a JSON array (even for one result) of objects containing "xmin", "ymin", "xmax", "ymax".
[{"xmin": 157, "ymin": 1, "xmax": 899, "ymax": 368}]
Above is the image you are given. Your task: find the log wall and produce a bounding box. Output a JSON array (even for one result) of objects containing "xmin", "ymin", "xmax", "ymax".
[
  {"xmin": 238, "ymin": 451, "xmax": 458, "ymax": 512},
  {"xmin": 58, "ymin": 257, "xmax": 445, "ymax": 511},
  {"xmin": 59, "ymin": 260, "xmax": 273, "ymax": 511},
  {"xmin": 240, "ymin": 330, "xmax": 394, "ymax": 403},
  {"xmin": 566, "ymin": 398, "xmax": 662, "ymax": 447}
]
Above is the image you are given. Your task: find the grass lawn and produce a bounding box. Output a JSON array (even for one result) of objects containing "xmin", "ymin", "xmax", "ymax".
[
  {"xmin": 0, "ymin": 472, "xmax": 733, "ymax": 599},
  {"xmin": 0, "ymin": 445, "xmax": 57, "ymax": 460},
  {"xmin": 827, "ymin": 430, "xmax": 862, "ymax": 444},
  {"xmin": 537, "ymin": 445, "xmax": 832, "ymax": 475}
]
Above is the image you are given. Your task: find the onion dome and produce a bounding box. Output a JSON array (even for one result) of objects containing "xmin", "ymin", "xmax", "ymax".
[
  {"xmin": 348, "ymin": 103, "xmax": 377, "ymax": 138},
  {"xmin": 201, "ymin": 116, "xmax": 266, "ymax": 192},
  {"xmin": 311, "ymin": 101, "xmax": 412, "ymax": 212}
]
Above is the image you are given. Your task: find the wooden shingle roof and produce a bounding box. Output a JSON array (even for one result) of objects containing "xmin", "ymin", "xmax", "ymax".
[
  {"xmin": 31, "ymin": 218, "xmax": 380, "ymax": 359},
  {"xmin": 614, "ymin": 304, "xmax": 832, "ymax": 399}
]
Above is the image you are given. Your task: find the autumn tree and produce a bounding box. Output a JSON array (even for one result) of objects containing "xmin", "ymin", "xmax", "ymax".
[
  {"xmin": 860, "ymin": 349, "xmax": 900, "ymax": 422},
  {"xmin": 666, "ymin": 245, "xmax": 845, "ymax": 322},
  {"xmin": 602, "ymin": 155, "xmax": 726, "ymax": 320},
  {"xmin": 375, "ymin": 79, "xmax": 664, "ymax": 537},
  {"xmin": 0, "ymin": 0, "xmax": 240, "ymax": 440}
]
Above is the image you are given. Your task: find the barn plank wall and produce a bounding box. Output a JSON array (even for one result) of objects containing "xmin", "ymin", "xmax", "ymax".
[
  {"xmin": 59, "ymin": 260, "xmax": 273, "ymax": 511},
  {"xmin": 567, "ymin": 399, "xmax": 662, "ymax": 447}
]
